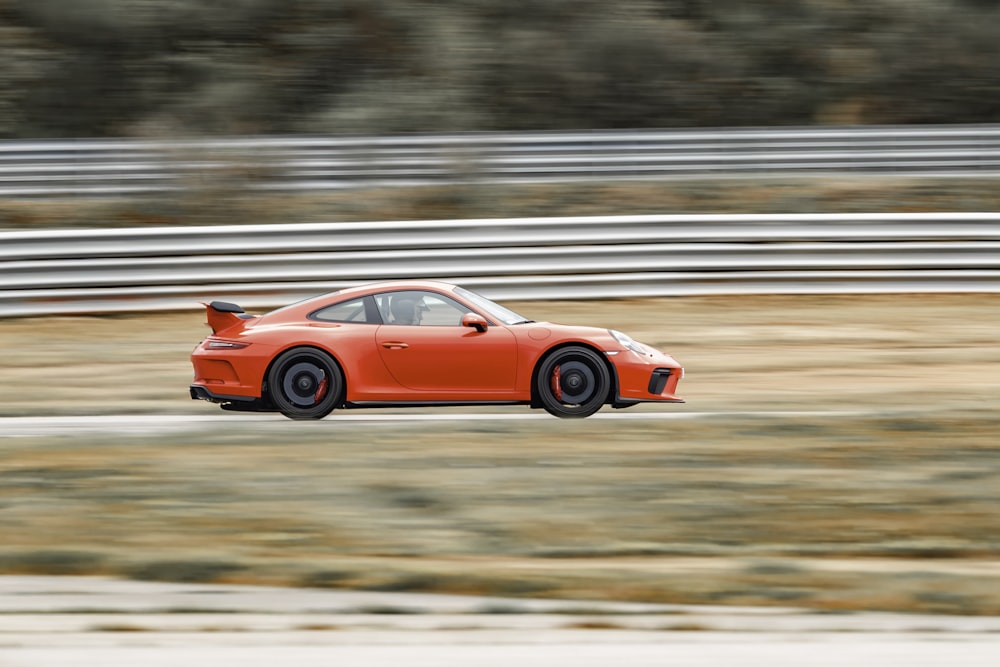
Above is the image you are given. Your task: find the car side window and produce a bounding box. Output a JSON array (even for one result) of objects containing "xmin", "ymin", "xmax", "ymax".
[
  {"xmin": 311, "ymin": 296, "xmax": 376, "ymax": 323},
  {"xmin": 376, "ymin": 291, "xmax": 470, "ymax": 326}
]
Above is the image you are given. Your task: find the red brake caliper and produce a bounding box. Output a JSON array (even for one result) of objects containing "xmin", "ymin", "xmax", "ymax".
[
  {"xmin": 550, "ymin": 364, "xmax": 562, "ymax": 402},
  {"xmin": 314, "ymin": 375, "xmax": 328, "ymax": 403}
]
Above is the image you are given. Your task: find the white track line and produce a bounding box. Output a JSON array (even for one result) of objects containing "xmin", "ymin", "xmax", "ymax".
[{"xmin": 1, "ymin": 410, "xmax": 870, "ymax": 437}]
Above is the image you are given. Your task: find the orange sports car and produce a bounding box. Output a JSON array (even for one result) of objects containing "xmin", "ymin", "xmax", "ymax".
[{"xmin": 190, "ymin": 280, "xmax": 683, "ymax": 419}]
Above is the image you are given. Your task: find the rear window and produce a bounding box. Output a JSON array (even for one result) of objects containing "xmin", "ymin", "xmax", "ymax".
[{"xmin": 311, "ymin": 297, "xmax": 374, "ymax": 323}]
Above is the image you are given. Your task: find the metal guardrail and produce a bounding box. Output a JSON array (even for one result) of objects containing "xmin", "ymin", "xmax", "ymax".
[
  {"xmin": 2, "ymin": 125, "xmax": 1000, "ymax": 197},
  {"xmin": 2, "ymin": 213, "xmax": 999, "ymax": 317}
]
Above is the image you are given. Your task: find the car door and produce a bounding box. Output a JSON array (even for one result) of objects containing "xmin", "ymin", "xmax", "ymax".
[{"xmin": 374, "ymin": 290, "xmax": 517, "ymax": 394}]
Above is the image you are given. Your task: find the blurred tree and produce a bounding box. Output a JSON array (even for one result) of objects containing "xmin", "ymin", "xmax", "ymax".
[
  {"xmin": 0, "ymin": 0, "xmax": 997, "ymax": 137},
  {"xmin": 857, "ymin": 1, "xmax": 1000, "ymax": 124}
]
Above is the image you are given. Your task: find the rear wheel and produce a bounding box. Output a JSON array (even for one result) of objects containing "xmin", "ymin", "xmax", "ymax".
[
  {"xmin": 535, "ymin": 346, "xmax": 610, "ymax": 418},
  {"xmin": 267, "ymin": 347, "xmax": 342, "ymax": 420}
]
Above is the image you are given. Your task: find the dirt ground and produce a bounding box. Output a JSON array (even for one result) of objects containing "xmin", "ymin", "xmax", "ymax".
[
  {"xmin": 1, "ymin": 293, "xmax": 998, "ymax": 415},
  {"xmin": 2, "ymin": 294, "xmax": 999, "ymax": 614}
]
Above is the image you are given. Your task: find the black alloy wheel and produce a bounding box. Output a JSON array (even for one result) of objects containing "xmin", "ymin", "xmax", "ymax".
[
  {"xmin": 267, "ymin": 347, "xmax": 343, "ymax": 420},
  {"xmin": 535, "ymin": 346, "xmax": 610, "ymax": 418}
]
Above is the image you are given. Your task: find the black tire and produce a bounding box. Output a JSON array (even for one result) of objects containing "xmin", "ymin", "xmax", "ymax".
[
  {"xmin": 266, "ymin": 347, "xmax": 343, "ymax": 420},
  {"xmin": 535, "ymin": 346, "xmax": 610, "ymax": 418}
]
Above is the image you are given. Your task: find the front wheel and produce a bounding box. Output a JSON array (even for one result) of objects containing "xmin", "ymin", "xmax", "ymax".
[
  {"xmin": 267, "ymin": 347, "xmax": 343, "ymax": 420},
  {"xmin": 535, "ymin": 346, "xmax": 610, "ymax": 418}
]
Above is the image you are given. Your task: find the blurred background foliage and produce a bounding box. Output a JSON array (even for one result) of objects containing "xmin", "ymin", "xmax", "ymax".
[{"xmin": 1, "ymin": 0, "xmax": 998, "ymax": 139}]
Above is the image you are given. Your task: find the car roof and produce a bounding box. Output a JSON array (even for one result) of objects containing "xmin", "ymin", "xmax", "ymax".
[
  {"xmin": 264, "ymin": 280, "xmax": 461, "ymax": 317},
  {"xmin": 337, "ymin": 279, "xmax": 458, "ymax": 297}
]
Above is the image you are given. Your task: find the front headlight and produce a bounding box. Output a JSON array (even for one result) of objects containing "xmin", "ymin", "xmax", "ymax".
[{"xmin": 609, "ymin": 329, "xmax": 648, "ymax": 355}]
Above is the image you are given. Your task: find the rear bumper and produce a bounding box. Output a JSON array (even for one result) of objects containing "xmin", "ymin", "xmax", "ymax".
[
  {"xmin": 190, "ymin": 384, "xmax": 254, "ymax": 403},
  {"xmin": 190, "ymin": 384, "xmax": 275, "ymax": 412}
]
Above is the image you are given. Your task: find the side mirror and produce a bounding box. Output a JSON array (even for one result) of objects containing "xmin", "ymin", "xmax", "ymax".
[{"xmin": 461, "ymin": 313, "xmax": 489, "ymax": 333}]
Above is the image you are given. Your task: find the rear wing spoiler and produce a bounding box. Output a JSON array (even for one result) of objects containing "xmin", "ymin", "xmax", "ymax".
[{"xmin": 204, "ymin": 300, "xmax": 255, "ymax": 334}]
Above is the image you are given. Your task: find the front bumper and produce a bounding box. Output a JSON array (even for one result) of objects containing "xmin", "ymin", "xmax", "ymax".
[{"xmin": 609, "ymin": 350, "xmax": 684, "ymax": 406}]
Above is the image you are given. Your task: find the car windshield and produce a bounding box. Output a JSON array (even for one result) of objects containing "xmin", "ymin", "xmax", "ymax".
[{"xmin": 454, "ymin": 286, "xmax": 532, "ymax": 325}]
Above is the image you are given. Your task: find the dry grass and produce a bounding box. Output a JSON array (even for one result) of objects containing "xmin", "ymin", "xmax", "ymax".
[
  {"xmin": 3, "ymin": 174, "xmax": 1000, "ymax": 230},
  {"xmin": 2, "ymin": 294, "xmax": 1000, "ymax": 614}
]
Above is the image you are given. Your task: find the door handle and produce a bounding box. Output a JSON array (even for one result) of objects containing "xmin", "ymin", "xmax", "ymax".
[{"xmin": 381, "ymin": 341, "xmax": 409, "ymax": 349}]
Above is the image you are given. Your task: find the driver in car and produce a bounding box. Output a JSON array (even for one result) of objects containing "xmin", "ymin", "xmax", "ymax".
[{"xmin": 390, "ymin": 296, "xmax": 429, "ymax": 325}]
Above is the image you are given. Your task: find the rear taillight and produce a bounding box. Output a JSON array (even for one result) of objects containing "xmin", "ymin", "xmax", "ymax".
[{"xmin": 205, "ymin": 340, "xmax": 249, "ymax": 350}]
